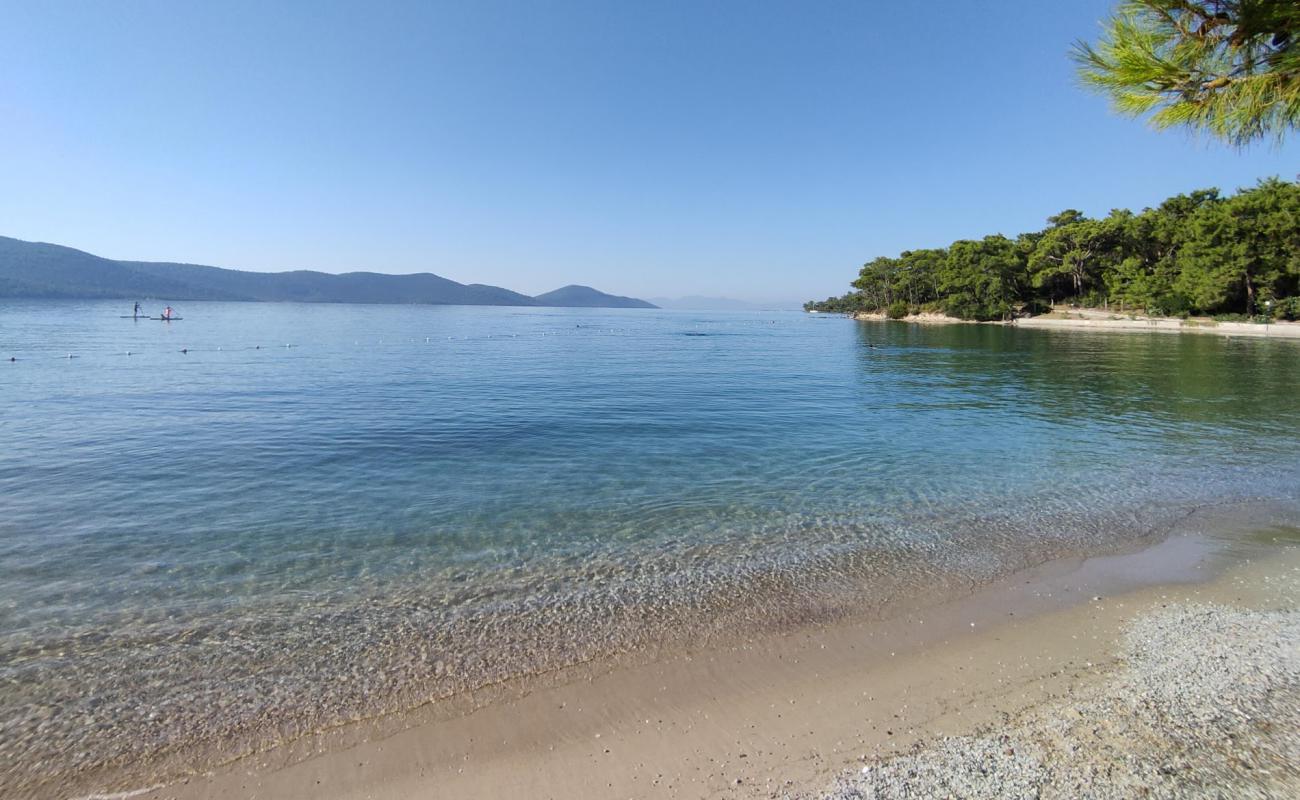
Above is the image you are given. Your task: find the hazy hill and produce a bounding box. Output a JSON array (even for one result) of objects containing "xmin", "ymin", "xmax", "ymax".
[
  {"xmin": 0, "ymin": 237, "xmax": 213, "ymax": 300},
  {"xmin": 0, "ymin": 236, "xmax": 653, "ymax": 308},
  {"xmin": 649, "ymin": 295, "xmax": 766, "ymax": 311},
  {"xmin": 533, "ymin": 284, "xmax": 657, "ymax": 308}
]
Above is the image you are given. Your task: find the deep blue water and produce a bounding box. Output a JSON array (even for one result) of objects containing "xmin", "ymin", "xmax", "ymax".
[{"xmin": 1, "ymin": 299, "xmax": 1298, "ymax": 791}]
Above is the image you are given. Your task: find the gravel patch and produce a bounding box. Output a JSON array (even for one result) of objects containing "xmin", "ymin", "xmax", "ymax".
[{"xmin": 814, "ymin": 604, "xmax": 1300, "ymax": 799}]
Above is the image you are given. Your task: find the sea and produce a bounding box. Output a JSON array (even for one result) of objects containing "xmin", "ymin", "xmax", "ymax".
[{"xmin": 2, "ymin": 299, "xmax": 1298, "ymax": 795}]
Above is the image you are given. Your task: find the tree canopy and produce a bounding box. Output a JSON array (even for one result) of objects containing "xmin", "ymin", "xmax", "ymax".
[
  {"xmin": 805, "ymin": 178, "xmax": 1300, "ymax": 320},
  {"xmin": 1073, "ymin": 1, "xmax": 1300, "ymax": 145}
]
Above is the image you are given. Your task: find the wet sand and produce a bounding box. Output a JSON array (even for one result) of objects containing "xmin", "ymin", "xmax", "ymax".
[{"xmin": 118, "ymin": 517, "xmax": 1299, "ymax": 800}]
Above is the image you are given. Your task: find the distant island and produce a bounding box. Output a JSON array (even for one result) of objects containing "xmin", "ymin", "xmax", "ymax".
[
  {"xmin": 0, "ymin": 236, "xmax": 657, "ymax": 309},
  {"xmin": 532, "ymin": 284, "xmax": 656, "ymax": 308}
]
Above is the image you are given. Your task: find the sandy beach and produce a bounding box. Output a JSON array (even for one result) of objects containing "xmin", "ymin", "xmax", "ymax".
[
  {"xmin": 1014, "ymin": 308, "xmax": 1300, "ymax": 339},
  {"xmin": 113, "ymin": 509, "xmax": 1300, "ymax": 800},
  {"xmin": 818, "ymin": 601, "xmax": 1299, "ymax": 799},
  {"xmin": 851, "ymin": 308, "xmax": 1300, "ymax": 339}
]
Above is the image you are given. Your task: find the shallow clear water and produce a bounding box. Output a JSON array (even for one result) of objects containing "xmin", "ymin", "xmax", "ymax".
[{"xmin": 1, "ymin": 300, "xmax": 1298, "ymax": 792}]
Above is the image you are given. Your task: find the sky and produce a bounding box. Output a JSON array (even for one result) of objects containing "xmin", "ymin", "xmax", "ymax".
[{"xmin": 1, "ymin": 1, "xmax": 1296, "ymax": 306}]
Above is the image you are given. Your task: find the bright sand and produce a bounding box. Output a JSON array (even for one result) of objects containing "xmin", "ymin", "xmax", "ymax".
[
  {"xmin": 121, "ymin": 513, "xmax": 1299, "ymax": 800},
  {"xmin": 1015, "ymin": 310, "xmax": 1300, "ymax": 339},
  {"xmin": 852, "ymin": 307, "xmax": 1300, "ymax": 338}
]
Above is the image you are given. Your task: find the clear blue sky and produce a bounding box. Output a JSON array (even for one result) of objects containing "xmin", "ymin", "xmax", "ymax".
[{"xmin": 2, "ymin": 1, "xmax": 1296, "ymax": 306}]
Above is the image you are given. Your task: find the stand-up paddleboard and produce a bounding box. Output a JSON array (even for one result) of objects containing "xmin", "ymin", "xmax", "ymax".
[
  {"xmin": 149, "ymin": 317, "xmax": 183, "ymax": 321},
  {"xmin": 119, "ymin": 315, "xmax": 145, "ymax": 319}
]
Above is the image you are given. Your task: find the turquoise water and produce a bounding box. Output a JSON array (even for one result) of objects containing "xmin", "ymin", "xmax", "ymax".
[{"xmin": 2, "ymin": 300, "xmax": 1298, "ymax": 793}]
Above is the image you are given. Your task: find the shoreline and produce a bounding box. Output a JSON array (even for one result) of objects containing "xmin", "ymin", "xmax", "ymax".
[
  {"xmin": 110, "ymin": 506, "xmax": 1300, "ymax": 800},
  {"xmin": 849, "ymin": 308, "xmax": 1300, "ymax": 339},
  {"xmin": 20, "ymin": 493, "xmax": 1261, "ymax": 797}
]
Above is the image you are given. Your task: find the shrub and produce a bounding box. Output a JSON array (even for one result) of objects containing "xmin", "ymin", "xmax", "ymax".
[
  {"xmin": 943, "ymin": 297, "xmax": 1011, "ymax": 321},
  {"xmin": 1276, "ymin": 297, "xmax": 1300, "ymax": 321},
  {"xmin": 886, "ymin": 300, "xmax": 910, "ymax": 319},
  {"xmin": 1078, "ymin": 290, "xmax": 1107, "ymax": 308},
  {"xmin": 1149, "ymin": 293, "xmax": 1191, "ymax": 318}
]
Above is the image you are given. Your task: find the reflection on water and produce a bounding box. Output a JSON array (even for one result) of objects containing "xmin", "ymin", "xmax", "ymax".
[{"xmin": 1, "ymin": 301, "xmax": 1297, "ymax": 794}]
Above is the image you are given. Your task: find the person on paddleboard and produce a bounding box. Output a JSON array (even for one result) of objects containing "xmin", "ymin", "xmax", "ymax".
[
  {"xmin": 162, "ymin": 306, "xmax": 174, "ymax": 320},
  {"xmin": 133, "ymin": 302, "xmax": 141, "ymax": 317}
]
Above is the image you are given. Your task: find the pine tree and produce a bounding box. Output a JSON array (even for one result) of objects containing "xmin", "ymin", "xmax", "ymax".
[{"xmin": 1074, "ymin": 1, "xmax": 1300, "ymax": 145}]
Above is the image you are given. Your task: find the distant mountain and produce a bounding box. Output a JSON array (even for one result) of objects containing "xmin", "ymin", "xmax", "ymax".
[
  {"xmin": 0, "ymin": 236, "xmax": 654, "ymax": 309},
  {"xmin": 533, "ymin": 284, "xmax": 657, "ymax": 308}
]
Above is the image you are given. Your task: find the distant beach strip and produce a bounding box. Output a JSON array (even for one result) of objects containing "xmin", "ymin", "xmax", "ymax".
[{"xmin": 847, "ymin": 306, "xmax": 1300, "ymax": 339}]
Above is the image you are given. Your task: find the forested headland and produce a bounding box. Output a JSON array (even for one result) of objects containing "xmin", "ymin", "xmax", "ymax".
[{"xmin": 806, "ymin": 178, "xmax": 1300, "ymax": 322}]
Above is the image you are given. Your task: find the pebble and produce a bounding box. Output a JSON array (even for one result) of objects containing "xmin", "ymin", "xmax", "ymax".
[{"xmin": 814, "ymin": 604, "xmax": 1300, "ymax": 799}]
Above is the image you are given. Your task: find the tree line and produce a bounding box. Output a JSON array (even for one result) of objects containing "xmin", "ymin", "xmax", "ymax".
[{"xmin": 805, "ymin": 178, "xmax": 1300, "ymax": 321}]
